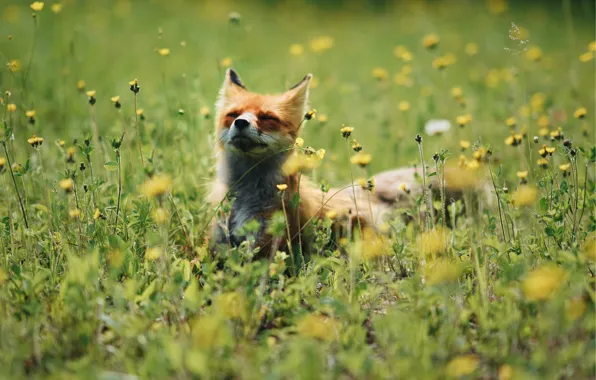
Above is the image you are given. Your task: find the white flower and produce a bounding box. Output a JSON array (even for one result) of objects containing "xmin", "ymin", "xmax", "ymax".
[{"xmin": 424, "ymin": 119, "xmax": 451, "ymax": 136}]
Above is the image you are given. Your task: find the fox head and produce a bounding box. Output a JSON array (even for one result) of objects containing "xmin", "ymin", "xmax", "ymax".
[{"xmin": 215, "ymin": 69, "xmax": 311, "ymax": 157}]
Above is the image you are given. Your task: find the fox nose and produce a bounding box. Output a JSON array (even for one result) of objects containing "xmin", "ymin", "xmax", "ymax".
[{"xmin": 233, "ymin": 118, "xmax": 250, "ymax": 130}]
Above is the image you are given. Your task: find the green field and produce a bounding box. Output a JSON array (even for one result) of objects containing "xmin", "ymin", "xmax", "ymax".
[{"xmin": 0, "ymin": 0, "xmax": 595, "ymax": 378}]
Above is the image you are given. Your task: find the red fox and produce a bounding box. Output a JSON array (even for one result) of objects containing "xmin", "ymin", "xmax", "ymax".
[{"xmin": 209, "ymin": 69, "xmax": 488, "ymax": 257}]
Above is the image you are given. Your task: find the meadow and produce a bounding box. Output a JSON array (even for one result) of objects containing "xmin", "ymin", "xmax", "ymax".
[{"xmin": 0, "ymin": 0, "xmax": 595, "ymax": 378}]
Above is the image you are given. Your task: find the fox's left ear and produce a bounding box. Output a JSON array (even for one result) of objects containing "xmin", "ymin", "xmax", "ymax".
[
  {"xmin": 284, "ymin": 74, "xmax": 312, "ymax": 113},
  {"xmin": 218, "ymin": 68, "xmax": 246, "ymax": 101}
]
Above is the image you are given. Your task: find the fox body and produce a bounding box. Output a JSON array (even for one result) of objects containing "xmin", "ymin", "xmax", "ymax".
[{"xmin": 209, "ymin": 69, "xmax": 484, "ymax": 256}]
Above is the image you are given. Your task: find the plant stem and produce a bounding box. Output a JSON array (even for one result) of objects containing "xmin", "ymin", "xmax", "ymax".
[{"xmin": 2, "ymin": 141, "xmax": 28, "ymax": 228}]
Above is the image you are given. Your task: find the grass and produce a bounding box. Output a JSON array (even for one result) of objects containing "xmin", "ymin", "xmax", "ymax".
[{"xmin": 0, "ymin": 0, "xmax": 595, "ymax": 378}]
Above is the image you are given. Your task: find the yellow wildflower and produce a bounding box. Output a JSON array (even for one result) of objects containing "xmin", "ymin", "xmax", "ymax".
[
  {"xmin": 465, "ymin": 42, "xmax": 478, "ymax": 56},
  {"xmin": 145, "ymin": 247, "xmax": 163, "ymax": 261},
  {"xmin": 7, "ymin": 59, "xmax": 20, "ymax": 72},
  {"xmin": 51, "ymin": 3, "xmax": 62, "ymax": 13},
  {"xmin": 7, "ymin": 104, "xmax": 16, "ymax": 112},
  {"xmin": 141, "ymin": 175, "xmax": 172, "ymax": 198},
  {"xmin": 59, "ymin": 178, "xmax": 74, "ymax": 193},
  {"xmin": 526, "ymin": 46, "xmax": 542, "ymax": 61},
  {"xmin": 76, "ymin": 79, "xmax": 85, "ymax": 91},
  {"xmin": 537, "ymin": 158, "xmax": 548, "ymax": 168},
  {"xmin": 295, "ymin": 137, "xmax": 304, "ymax": 147},
  {"xmin": 512, "ymin": 186, "xmax": 537, "ymax": 207},
  {"xmin": 350, "ymin": 152, "xmax": 372, "ymax": 167},
  {"xmin": 559, "ymin": 163, "xmax": 570, "ymax": 172},
  {"xmin": 200, "ymin": 106, "xmax": 211, "ymax": 118},
  {"xmin": 506, "ymin": 117, "xmax": 516, "ymax": 128},
  {"xmin": 422, "ymin": 33, "xmax": 439, "ymax": 49},
  {"xmin": 451, "ymin": 87, "xmax": 463, "ymax": 99},
  {"xmin": 27, "ymin": 134, "xmax": 43, "ymax": 148},
  {"xmin": 446, "ymin": 355, "xmax": 479, "ymax": 378},
  {"xmin": 157, "ymin": 48, "xmax": 170, "ymax": 57},
  {"xmin": 318, "ymin": 114, "xmax": 328, "ymax": 123},
  {"xmin": 516, "ymin": 171, "xmax": 528, "ymax": 180},
  {"xmin": 69, "ymin": 208, "xmax": 81, "ymax": 219},
  {"xmin": 522, "ymin": 264, "xmax": 567, "ymax": 301},
  {"xmin": 459, "ymin": 140, "xmax": 470, "ymax": 150},
  {"xmin": 309, "ymin": 36, "xmax": 334, "ymax": 53},
  {"xmin": 398, "ymin": 101, "xmax": 410, "ymax": 112},
  {"xmin": 372, "ymin": 67, "xmax": 388, "ymax": 80},
  {"xmin": 574, "ymin": 107, "xmax": 587, "ymax": 119},
  {"xmin": 93, "ymin": 208, "xmax": 102, "ymax": 220},
  {"xmin": 30, "ymin": 2, "xmax": 44, "ymax": 11},
  {"xmin": 431, "ymin": 56, "xmax": 448, "ymax": 70},
  {"xmin": 289, "ymin": 43, "xmax": 304, "ymax": 56},
  {"xmin": 220, "ymin": 57, "xmax": 232, "ymax": 68},
  {"xmin": 152, "ymin": 207, "xmax": 168, "ymax": 224},
  {"xmin": 579, "ymin": 51, "xmax": 594, "ymax": 62},
  {"xmin": 86, "ymin": 90, "xmax": 96, "ymax": 98},
  {"xmin": 276, "ymin": 184, "xmax": 288, "ymax": 191},
  {"xmin": 316, "ymin": 149, "xmax": 326, "ymax": 160},
  {"xmin": 340, "ymin": 125, "xmax": 354, "ymax": 138},
  {"xmin": 456, "ymin": 114, "xmax": 471, "ymax": 127}
]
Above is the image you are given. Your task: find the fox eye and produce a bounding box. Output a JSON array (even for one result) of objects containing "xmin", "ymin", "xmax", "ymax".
[
  {"xmin": 258, "ymin": 113, "xmax": 280, "ymax": 122},
  {"xmin": 226, "ymin": 111, "xmax": 240, "ymax": 119}
]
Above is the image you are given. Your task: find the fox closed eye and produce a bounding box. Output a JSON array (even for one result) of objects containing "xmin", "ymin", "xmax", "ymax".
[{"xmin": 258, "ymin": 113, "xmax": 280, "ymax": 122}]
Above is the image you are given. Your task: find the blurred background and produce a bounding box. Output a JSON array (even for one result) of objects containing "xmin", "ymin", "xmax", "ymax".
[{"xmin": 0, "ymin": 0, "xmax": 594, "ymax": 178}]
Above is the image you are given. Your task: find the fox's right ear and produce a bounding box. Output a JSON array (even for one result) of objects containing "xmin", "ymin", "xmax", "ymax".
[{"xmin": 219, "ymin": 68, "xmax": 246, "ymax": 100}]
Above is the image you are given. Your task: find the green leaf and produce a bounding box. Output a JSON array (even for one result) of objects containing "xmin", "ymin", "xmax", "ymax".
[{"xmin": 104, "ymin": 161, "xmax": 118, "ymax": 171}]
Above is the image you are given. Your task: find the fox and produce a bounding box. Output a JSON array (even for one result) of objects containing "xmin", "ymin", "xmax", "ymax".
[{"xmin": 209, "ymin": 69, "xmax": 488, "ymax": 257}]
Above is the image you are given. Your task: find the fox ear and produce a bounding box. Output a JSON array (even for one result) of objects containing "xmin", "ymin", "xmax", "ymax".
[
  {"xmin": 284, "ymin": 74, "xmax": 312, "ymax": 116},
  {"xmin": 219, "ymin": 68, "xmax": 246, "ymax": 99}
]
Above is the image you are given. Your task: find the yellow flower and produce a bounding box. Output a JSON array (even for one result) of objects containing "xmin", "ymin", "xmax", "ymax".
[
  {"xmin": 276, "ymin": 184, "xmax": 288, "ymax": 191},
  {"xmin": 220, "ymin": 57, "xmax": 232, "ymax": 68},
  {"xmin": 398, "ymin": 183, "xmax": 409, "ymax": 193},
  {"xmin": 350, "ymin": 152, "xmax": 372, "ymax": 167},
  {"xmin": 86, "ymin": 90, "xmax": 96, "ymax": 98},
  {"xmin": 0, "ymin": 157, "xmax": 6, "ymax": 171},
  {"xmin": 30, "ymin": 2, "xmax": 44, "ymax": 11},
  {"xmin": 152, "ymin": 207, "xmax": 168, "ymax": 224},
  {"xmin": 539, "ymin": 145, "xmax": 555, "ymax": 157},
  {"xmin": 295, "ymin": 137, "xmax": 304, "ymax": 147},
  {"xmin": 200, "ymin": 106, "xmax": 211, "ymax": 118},
  {"xmin": 141, "ymin": 175, "xmax": 172, "ymax": 198},
  {"xmin": 445, "ymin": 355, "xmax": 479, "ymax": 378},
  {"xmin": 372, "ymin": 67, "xmax": 388, "ymax": 81},
  {"xmin": 512, "ymin": 186, "xmax": 537, "ymax": 207},
  {"xmin": 525, "ymin": 46, "xmax": 542, "ymax": 61},
  {"xmin": 565, "ymin": 297, "xmax": 587, "ymax": 321},
  {"xmin": 59, "ymin": 178, "xmax": 74, "ymax": 193},
  {"xmin": 459, "ymin": 140, "xmax": 470, "ymax": 150},
  {"xmin": 550, "ymin": 128, "xmax": 563, "ymax": 140},
  {"xmin": 537, "ymin": 115, "xmax": 549, "ymax": 128},
  {"xmin": 487, "ymin": 0, "xmax": 507, "ymax": 14},
  {"xmin": 574, "ymin": 107, "xmax": 587, "ymax": 119},
  {"xmin": 111, "ymin": 96, "xmax": 120, "ymax": 103},
  {"xmin": 316, "ymin": 149, "xmax": 326, "ymax": 160},
  {"xmin": 69, "ymin": 208, "xmax": 81, "ymax": 219},
  {"xmin": 7, "ymin": 59, "xmax": 20, "ymax": 72},
  {"xmin": 352, "ymin": 139, "xmax": 362, "ymax": 152},
  {"xmin": 289, "ymin": 43, "xmax": 304, "ymax": 56},
  {"xmin": 51, "ymin": 3, "xmax": 62, "ymax": 13},
  {"xmin": 27, "ymin": 134, "xmax": 43, "ymax": 148},
  {"xmin": 467, "ymin": 159, "xmax": 480, "ymax": 170},
  {"xmin": 537, "ymin": 158, "xmax": 548, "ymax": 168},
  {"xmin": 340, "ymin": 125, "xmax": 354, "ymax": 138},
  {"xmin": 282, "ymin": 152, "xmax": 320, "ymax": 175},
  {"xmin": 506, "ymin": 117, "xmax": 516, "ymax": 128},
  {"xmin": 425, "ymin": 258, "xmax": 461, "ymax": 285},
  {"xmin": 422, "ymin": 33, "xmax": 439, "ymax": 49},
  {"xmin": 522, "ymin": 264, "xmax": 567, "ymax": 301},
  {"xmin": 93, "ymin": 208, "xmax": 102, "ymax": 220},
  {"xmin": 516, "ymin": 171, "xmax": 528, "ymax": 180},
  {"xmin": 157, "ymin": 48, "xmax": 170, "ymax": 57},
  {"xmin": 400, "ymin": 51, "xmax": 413, "ymax": 62},
  {"xmin": 318, "ymin": 114, "xmax": 328, "ymax": 123},
  {"xmin": 304, "ymin": 109, "xmax": 317, "ymax": 120},
  {"xmin": 398, "ymin": 101, "xmax": 410, "ymax": 112},
  {"xmin": 136, "ymin": 109, "xmax": 144, "ymax": 116},
  {"xmin": 7, "ymin": 104, "xmax": 16, "ymax": 112},
  {"xmin": 417, "ymin": 229, "xmax": 447, "ymax": 258},
  {"xmin": 145, "ymin": 247, "xmax": 163, "ymax": 261},
  {"xmin": 296, "ymin": 313, "xmax": 340, "ymax": 341},
  {"xmin": 451, "ymin": 87, "xmax": 463, "ymax": 99},
  {"xmin": 309, "ymin": 36, "xmax": 334, "ymax": 53},
  {"xmin": 559, "ymin": 163, "xmax": 570, "ymax": 172},
  {"xmin": 456, "ymin": 114, "xmax": 471, "ymax": 127},
  {"xmin": 431, "ymin": 56, "xmax": 448, "ymax": 70},
  {"xmin": 26, "ymin": 110, "xmax": 36, "ymax": 118},
  {"xmin": 498, "ymin": 364, "xmax": 513, "ymax": 380},
  {"xmin": 465, "ymin": 42, "xmax": 478, "ymax": 56},
  {"xmin": 76, "ymin": 79, "xmax": 85, "ymax": 91},
  {"xmin": 393, "ymin": 72, "xmax": 413, "ymax": 87},
  {"xmin": 579, "ymin": 51, "xmax": 594, "ymax": 62}
]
